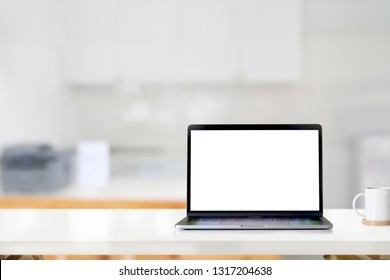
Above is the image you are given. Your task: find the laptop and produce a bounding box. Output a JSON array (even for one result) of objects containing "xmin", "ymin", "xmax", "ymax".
[{"xmin": 175, "ymin": 124, "xmax": 333, "ymax": 230}]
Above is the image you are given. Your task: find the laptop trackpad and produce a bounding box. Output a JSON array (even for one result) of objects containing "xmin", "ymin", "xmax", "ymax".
[
  {"xmin": 219, "ymin": 220, "xmax": 289, "ymax": 227},
  {"xmin": 241, "ymin": 221, "xmax": 289, "ymax": 228}
]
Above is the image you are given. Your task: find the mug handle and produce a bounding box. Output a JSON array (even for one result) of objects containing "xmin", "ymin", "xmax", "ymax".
[{"xmin": 352, "ymin": 193, "xmax": 365, "ymax": 217}]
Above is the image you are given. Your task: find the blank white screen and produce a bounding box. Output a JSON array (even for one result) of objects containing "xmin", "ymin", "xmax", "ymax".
[{"xmin": 190, "ymin": 130, "xmax": 320, "ymax": 211}]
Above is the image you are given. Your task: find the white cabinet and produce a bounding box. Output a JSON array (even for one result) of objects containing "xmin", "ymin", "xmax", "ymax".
[
  {"xmin": 61, "ymin": 0, "xmax": 302, "ymax": 85},
  {"xmin": 120, "ymin": 0, "xmax": 234, "ymax": 83}
]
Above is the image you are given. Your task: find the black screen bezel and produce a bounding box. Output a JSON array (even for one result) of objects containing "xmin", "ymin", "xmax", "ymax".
[{"xmin": 187, "ymin": 124, "xmax": 323, "ymax": 218}]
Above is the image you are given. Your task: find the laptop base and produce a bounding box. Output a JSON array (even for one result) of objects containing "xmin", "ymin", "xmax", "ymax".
[{"xmin": 175, "ymin": 216, "xmax": 333, "ymax": 230}]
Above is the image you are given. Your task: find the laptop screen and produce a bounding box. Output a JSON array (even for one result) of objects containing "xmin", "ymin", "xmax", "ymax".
[{"xmin": 188, "ymin": 125, "xmax": 322, "ymax": 214}]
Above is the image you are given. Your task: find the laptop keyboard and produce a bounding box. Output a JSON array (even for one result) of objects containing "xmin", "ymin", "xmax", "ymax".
[{"xmin": 191, "ymin": 217, "xmax": 322, "ymax": 226}]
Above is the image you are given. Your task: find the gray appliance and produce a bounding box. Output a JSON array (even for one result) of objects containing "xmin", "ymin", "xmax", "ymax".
[{"xmin": 0, "ymin": 144, "xmax": 72, "ymax": 192}]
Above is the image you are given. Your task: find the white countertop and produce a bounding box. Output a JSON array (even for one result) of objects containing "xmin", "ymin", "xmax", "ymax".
[{"xmin": 1, "ymin": 209, "xmax": 390, "ymax": 255}]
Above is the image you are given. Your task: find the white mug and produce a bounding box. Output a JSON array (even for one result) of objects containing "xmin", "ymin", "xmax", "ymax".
[{"xmin": 352, "ymin": 187, "xmax": 390, "ymax": 222}]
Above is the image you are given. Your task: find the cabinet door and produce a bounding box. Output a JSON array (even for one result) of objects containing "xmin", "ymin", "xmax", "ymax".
[
  {"xmin": 61, "ymin": 0, "xmax": 117, "ymax": 85},
  {"xmin": 174, "ymin": 0, "xmax": 235, "ymax": 83},
  {"xmin": 120, "ymin": 0, "xmax": 177, "ymax": 83},
  {"xmin": 232, "ymin": 0, "xmax": 302, "ymax": 82}
]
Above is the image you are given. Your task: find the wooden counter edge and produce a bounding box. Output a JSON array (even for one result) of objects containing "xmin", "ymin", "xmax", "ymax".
[{"xmin": 0, "ymin": 196, "xmax": 186, "ymax": 209}]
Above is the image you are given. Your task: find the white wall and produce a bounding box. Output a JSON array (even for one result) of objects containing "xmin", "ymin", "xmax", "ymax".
[
  {"xmin": 1, "ymin": 0, "xmax": 390, "ymax": 208},
  {"xmin": 65, "ymin": 0, "xmax": 390, "ymax": 208}
]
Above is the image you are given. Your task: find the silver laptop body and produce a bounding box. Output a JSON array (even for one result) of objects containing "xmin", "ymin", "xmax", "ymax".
[{"xmin": 175, "ymin": 124, "xmax": 333, "ymax": 230}]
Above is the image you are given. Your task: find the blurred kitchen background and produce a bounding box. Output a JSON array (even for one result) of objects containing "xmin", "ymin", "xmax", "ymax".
[{"xmin": 1, "ymin": 0, "xmax": 390, "ymax": 209}]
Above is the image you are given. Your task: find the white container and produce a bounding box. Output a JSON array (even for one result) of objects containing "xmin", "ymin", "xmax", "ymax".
[
  {"xmin": 76, "ymin": 140, "xmax": 110, "ymax": 187},
  {"xmin": 353, "ymin": 187, "xmax": 390, "ymax": 222}
]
